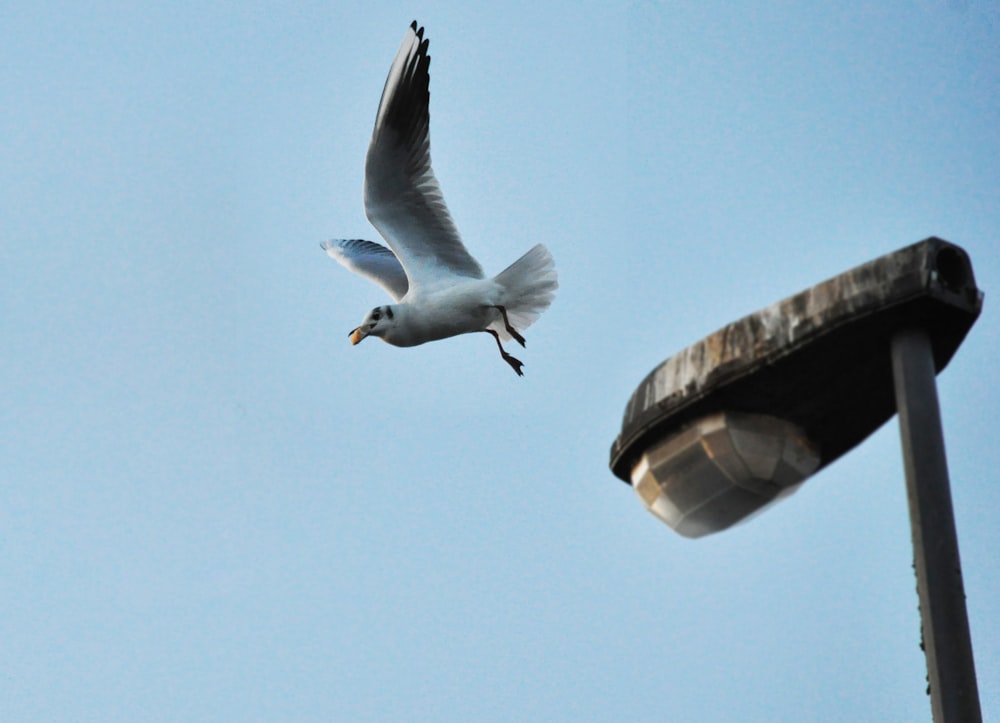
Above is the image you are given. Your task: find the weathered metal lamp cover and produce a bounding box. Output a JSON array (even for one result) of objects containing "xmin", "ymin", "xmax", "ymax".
[{"xmin": 611, "ymin": 237, "xmax": 982, "ymax": 537}]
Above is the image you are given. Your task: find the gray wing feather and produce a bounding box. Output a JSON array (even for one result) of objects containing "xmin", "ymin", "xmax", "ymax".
[
  {"xmin": 321, "ymin": 239, "xmax": 409, "ymax": 301},
  {"xmin": 364, "ymin": 22, "xmax": 484, "ymax": 289}
]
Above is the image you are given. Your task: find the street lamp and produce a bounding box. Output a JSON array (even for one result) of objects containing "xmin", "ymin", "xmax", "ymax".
[{"xmin": 610, "ymin": 237, "xmax": 983, "ymax": 722}]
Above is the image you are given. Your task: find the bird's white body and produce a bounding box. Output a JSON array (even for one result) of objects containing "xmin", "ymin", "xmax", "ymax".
[
  {"xmin": 321, "ymin": 22, "xmax": 557, "ymax": 375},
  {"xmin": 383, "ymin": 280, "xmax": 501, "ymax": 347}
]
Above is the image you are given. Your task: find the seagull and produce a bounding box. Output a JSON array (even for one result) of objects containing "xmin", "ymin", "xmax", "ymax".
[{"xmin": 322, "ymin": 21, "xmax": 557, "ymax": 376}]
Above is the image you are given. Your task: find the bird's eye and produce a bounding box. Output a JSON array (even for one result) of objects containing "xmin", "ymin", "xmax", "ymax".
[{"xmin": 372, "ymin": 309, "xmax": 381, "ymax": 321}]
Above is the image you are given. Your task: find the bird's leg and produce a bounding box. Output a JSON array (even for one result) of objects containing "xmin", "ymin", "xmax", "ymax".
[
  {"xmin": 485, "ymin": 329, "xmax": 524, "ymax": 377},
  {"xmin": 491, "ymin": 305, "xmax": 526, "ymax": 348}
]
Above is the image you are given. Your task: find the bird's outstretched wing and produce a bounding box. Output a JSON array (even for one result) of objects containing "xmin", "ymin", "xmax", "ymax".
[
  {"xmin": 364, "ymin": 21, "xmax": 484, "ymax": 291},
  {"xmin": 321, "ymin": 238, "xmax": 409, "ymax": 301}
]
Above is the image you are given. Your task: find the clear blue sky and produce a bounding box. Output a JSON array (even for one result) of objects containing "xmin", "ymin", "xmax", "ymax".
[{"xmin": 2, "ymin": 1, "xmax": 998, "ymax": 720}]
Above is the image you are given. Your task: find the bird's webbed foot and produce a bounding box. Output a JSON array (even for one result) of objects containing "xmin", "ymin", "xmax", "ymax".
[{"xmin": 485, "ymin": 329, "xmax": 525, "ymax": 377}]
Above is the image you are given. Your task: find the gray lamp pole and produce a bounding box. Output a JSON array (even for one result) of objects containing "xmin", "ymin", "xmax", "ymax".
[
  {"xmin": 610, "ymin": 238, "xmax": 983, "ymax": 721},
  {"xmin": 892, "ymin": 328, "xmax": 981, "ymax": 722}
]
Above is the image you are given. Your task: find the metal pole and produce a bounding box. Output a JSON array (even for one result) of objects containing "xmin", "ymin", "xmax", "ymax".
[{"xmin": 891, "ymin": 328, "xmax": 981, "ymax": 723}]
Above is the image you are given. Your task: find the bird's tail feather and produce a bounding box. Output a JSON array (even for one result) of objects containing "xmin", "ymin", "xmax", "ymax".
[{"xmin": 490, "ymin": 244, "xmax": 558, "ymax": 341}]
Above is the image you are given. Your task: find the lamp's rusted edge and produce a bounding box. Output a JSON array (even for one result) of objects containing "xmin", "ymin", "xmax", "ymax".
[{"xmin": 610, "ymin": 238, "xmax": 982, "ymax": 483}]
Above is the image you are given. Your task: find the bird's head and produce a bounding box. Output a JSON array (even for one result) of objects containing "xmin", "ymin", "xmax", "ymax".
[{"xmin": 349, "ymin": 305, "xmax": 396, "ymax": 345}]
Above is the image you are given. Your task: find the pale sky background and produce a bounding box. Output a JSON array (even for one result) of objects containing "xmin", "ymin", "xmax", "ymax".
[{"xmin": 2, "ymin": 2, "xmax": 998, "ymax": 721}]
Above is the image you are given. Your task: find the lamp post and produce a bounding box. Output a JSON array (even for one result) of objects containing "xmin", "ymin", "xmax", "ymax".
[{"xmin": 610, "ymin": 237, "xmax": 982, "ymax": 722}]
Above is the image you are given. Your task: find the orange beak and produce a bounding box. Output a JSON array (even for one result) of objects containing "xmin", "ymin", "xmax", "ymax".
[{"xmin": 349, "ymin": 327, "xmax": 366, "ymax": 345}]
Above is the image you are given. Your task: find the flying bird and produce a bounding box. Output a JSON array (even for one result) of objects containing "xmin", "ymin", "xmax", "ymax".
[{"xmin": 322, "ymin": 21, "xmax": 557, "ymax": 376}]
